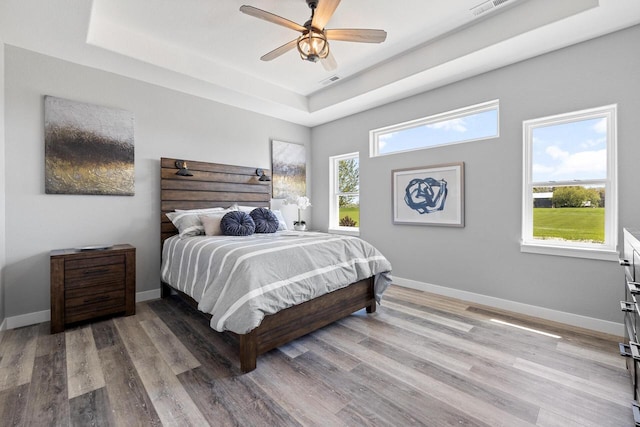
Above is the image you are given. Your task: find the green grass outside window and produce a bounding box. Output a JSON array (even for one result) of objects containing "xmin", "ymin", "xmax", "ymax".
[
  {"xmin": 339, "ymin": 207, "xmax": 360, "ymax": 227},
  {"xmin": 533, "ymin": 207, "xmax": 604, "ymax": 243}
]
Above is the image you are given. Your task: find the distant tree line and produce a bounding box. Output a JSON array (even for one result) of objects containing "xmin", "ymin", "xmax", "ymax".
[{"xmin": 535, "ymin": 186, "xmax": 605, "ymax": 208}]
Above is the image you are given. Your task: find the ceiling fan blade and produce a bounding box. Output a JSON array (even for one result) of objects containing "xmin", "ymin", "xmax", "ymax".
[
  {"xmin": 240, "ymin": 5, "xmax": 306, "ymax": 33},
  {"xmin": 321, "ymin": 51, "xmax": 337, "ymax": 71},
  {"xmin": 325, "ymin": 29, "xmax": 387, "ymax": 43},
  {"xmin": 312, "ymin": 0, "xmax": 341, "ymax": 29},
  {"xmin": 260, "ymin": 39, "xmax": 298, "ymax": 61}
]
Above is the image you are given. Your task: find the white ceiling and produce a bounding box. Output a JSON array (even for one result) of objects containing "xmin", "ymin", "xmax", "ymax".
[{"xmin": 1, "ymin": 0, "xmax": 639, "ymax": 126}]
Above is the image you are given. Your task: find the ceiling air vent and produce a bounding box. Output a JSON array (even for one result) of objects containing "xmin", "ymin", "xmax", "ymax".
[
  {"xmin": 320, "ymin": 75, "xmax": 340, "ymax": 86},
  {"xmin": 470, "ymin": 0, "xmax": 513, "ymax": 17}
]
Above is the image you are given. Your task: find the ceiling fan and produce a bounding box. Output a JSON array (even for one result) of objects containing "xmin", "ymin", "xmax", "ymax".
[{"xmin": 239, "ymin": 0, "xmax": 387, "ymax": 71}]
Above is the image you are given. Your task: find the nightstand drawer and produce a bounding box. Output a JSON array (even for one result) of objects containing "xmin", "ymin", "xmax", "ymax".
[
  {"xmin": 65, "ymin": 279, "xmax": 125, "ymax": 299},
  {"xmin": 66, "ymin": 289, "xmax": 125, "ymax": 311},
  {"xmin": 65, "ymin": 263, "xmax": 125, "ymax": 289},
  {"xmin": 65, "ymin": 293, "xmax": 126, "ymax": 324},
  {"xmin": 65, "ymin": 254, "xmax": 125, "ymax": 270}
]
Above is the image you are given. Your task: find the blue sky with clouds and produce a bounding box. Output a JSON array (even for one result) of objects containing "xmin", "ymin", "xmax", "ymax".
[
  {"xmin": 532, "ymin": 117, "xmax": 607, "ymax": 183},
  {"xmin": 378, "ymin": 109, "xmax": 498, "ymax": 154}
]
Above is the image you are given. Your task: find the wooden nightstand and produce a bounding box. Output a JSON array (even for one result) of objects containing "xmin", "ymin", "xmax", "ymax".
[{"xmin": 50, "ymin": 244, "xmax": 136, "ymax": 334}]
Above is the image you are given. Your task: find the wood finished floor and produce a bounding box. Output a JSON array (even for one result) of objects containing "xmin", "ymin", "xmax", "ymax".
[{"xmin": 0, "ymin": 285, "xmax": 633, "ymax": 426}]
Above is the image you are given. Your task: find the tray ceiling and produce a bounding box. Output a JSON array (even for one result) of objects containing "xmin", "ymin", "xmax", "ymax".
[{"xmin": 1, "ymin": 0, "xmax": 639, "ymax": 126}]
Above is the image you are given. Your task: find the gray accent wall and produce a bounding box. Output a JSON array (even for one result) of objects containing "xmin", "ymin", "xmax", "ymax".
[
  {"xmin": 4, "ymin": 46, "xmax": 310, "ymax": 319},
  {"xmin": 311, "ymin": 25, "xmax": 640, "ymax": 323}
]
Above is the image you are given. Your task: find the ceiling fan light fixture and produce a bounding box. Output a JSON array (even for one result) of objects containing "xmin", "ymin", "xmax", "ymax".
[
  {"xmin": 240, "ymin": 1, "xmax": 386, "ymax": 68},
  {"xmin": 297, "ymin": 28, "xmax": 329, "ymax": 62}
]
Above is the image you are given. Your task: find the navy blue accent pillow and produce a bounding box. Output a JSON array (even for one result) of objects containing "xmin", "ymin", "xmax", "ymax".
[
  {"xmin": 250, "ymin": 208, "xmax": 279, "ymax": 233},
  {"xmin": 220, "ymin": 211, "xmax": 255, "ymax": 236}
]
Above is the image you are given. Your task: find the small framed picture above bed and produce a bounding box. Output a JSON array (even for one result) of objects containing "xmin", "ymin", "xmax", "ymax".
[
  {"xmin": 392, "ymin": 162, "xmax": 465, "ymax": 227},
  {"xmin": 271, "ymin": 140, "xmax": 306, "ymax": 199}
]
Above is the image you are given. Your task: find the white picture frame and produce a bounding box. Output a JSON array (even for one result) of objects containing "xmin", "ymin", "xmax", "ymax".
[{"xmin": 392, "ymin": 162, "xmax": 465, "ymax": 227}]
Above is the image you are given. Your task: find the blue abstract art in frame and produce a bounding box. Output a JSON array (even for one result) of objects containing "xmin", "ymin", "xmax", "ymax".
[{"xmin": 392, "ymin": 162, "xmax": 464, "ymax": 227}]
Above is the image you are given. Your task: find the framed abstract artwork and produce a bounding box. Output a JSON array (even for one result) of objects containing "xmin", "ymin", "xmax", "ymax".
[
  {"xmin": 44, "ymin": 95, "xmax": 135, "ymax": 196},
  {"xmin": 271, "ymin": 140, "xmax": 306, "ymax": 199},
  {"xmin": 392, "ymin": 162, "xmax": 464, "ymax": 227}
]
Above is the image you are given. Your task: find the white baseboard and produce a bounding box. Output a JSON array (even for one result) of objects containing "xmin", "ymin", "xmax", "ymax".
[
  {"xmin": 4, "ymin": 288, "xmax": 162, "ymax": 330},
  {"xmin": 6, "ymin": 309, "xmax": 50, "ymax": 330},
  {"xmin": 136, "ymin": 289, "xmax": 161, "ymax": 302},
  {"xmin": 393, "ymin": 277, "xmax": 623, "ymax": 336}
]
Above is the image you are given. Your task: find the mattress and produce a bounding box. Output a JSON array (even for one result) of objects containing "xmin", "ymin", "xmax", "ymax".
[{"xmin": 161, "ymin": 231, "xmax": 392, "ymax": 334}]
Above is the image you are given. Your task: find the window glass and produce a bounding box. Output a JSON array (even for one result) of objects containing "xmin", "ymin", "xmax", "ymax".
[
  {"xmin": 532, "ymin": 118, "xmax": 607, "ymax": 182},
  {"xmin": 532, "ymin": 185, "xmax": 605, "ymax": 243},
  {"xmin": 370, "ymin": 100, "xmax": 499, "ymax": 157},
  {"xmin": 338, "ymin": 196, "xmax": 359, "ymax": 227},
  {"xmin": 330, "ymin": 153, "xmax": 359, "ymax": 233}
]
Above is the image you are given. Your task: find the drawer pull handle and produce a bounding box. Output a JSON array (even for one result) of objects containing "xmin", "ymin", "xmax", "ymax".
[
  {"xmin": 628, "ymin": 281, "xmax": 640, "ymax": 295},
  {"xmin": 83, "ymin": 268, "xmax": 109, "ymax": 276},
  {"xmin": 621, "ymin": 342, "xmax": 640, "ymax": 361},
  {"xmin": 621, "ymin": 301, "xmax": 636, "ymax": 312},
  {"xmin": 620, "ymin": 258, "xmax": 631, "ymax": 266},
  {"xmin": 621, "ymin": 343, "xmax": 632, "ymax": 357},
  {"xmin": 83, "ymin": 295, "xmax": 111, "ymax": 304}
]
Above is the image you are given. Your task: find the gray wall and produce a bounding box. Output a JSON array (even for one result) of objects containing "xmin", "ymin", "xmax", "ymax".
[
  {"xmin": 4, "ymin": 46, "xmax": 310, "ymax": 318},
  {"xmin": 311, "ymin": 25, "xmax": 640, "ymax": 323},
  {"xmin": 0, "ymin": 42, "xmax": 6, "ymax": 326}
]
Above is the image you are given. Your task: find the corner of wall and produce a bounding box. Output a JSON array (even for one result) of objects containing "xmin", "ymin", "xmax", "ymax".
[{"xmin": 0, "ymin": 40, "xmax": 6, "ymax": 327}]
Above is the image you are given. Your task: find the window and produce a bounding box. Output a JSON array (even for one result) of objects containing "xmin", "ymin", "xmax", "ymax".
[
  {"xmin": 370, "ymin": 100, "xmax": 499, "ymax": 157},
  {"xmin": 522, "ymin": 105, "xmax": 617, "ymax": 260},
  {"xmin": 329, "ymin": 152, "xmax": 359, "ymax": 235}
]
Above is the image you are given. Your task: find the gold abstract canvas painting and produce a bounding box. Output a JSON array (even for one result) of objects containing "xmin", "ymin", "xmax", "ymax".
[
  {"xmin": 44, "ymin": 95, "xmax": 135, "ymax": 195},
  {"xmin": 272, "ymin": 140, "xmax": 306, "ymax": 199}
]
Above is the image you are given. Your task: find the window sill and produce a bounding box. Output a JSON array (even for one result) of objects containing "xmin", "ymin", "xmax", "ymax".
[
  {"xmin": 328, "ymin": 227, "xmax": 360, "ymax": 237},
  {"xmin": 520, "ymin": 241, "xmax": 618, "ymax": 261}
]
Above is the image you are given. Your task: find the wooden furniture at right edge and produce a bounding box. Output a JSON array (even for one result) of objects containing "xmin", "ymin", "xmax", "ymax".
[
  {"xmin": 160, "ymin": 157, "xmax": 377, "ymax": 372},
  {"xmin": 619, "ymin": 228, "xmax": 640, "ymax": 426}
]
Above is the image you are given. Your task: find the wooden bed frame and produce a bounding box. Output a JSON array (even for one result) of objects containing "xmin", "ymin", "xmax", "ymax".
[{"xmin": 160, "ymin": 157, "xmax": 376, "ymax": 372}]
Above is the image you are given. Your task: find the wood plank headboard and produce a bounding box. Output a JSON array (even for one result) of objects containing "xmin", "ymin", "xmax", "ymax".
[{"xmin": 160, "ymin": 157, "xmax": 271, "ymax": 243}]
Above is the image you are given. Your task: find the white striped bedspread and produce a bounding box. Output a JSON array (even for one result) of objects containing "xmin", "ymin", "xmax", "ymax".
[{"xmin": 161, "ymin": 231, "xmax": 393, "ymax": 334}]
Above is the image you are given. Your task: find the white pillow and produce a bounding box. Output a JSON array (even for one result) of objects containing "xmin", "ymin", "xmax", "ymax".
[
  {"xmin": 229, "ymin": 204, "xmax": 260, "ymax": 212},
  {"xmin": 271, "ymin": 209, "xmax": 288, "ymax": 231},
  {"xmin": 167, "ymin": 208, "xmax": 232, "ymax": 237},
  {"xmin": 199, "ymin": 212, "xmax": 228, "ymax": 236},
  {"xmin": 166, "ymin": 211, "xmax": 205, "ymax": 238},
  {"xmin": 174, "ymin": 207, "xmax": 226, "ymax": 213}
]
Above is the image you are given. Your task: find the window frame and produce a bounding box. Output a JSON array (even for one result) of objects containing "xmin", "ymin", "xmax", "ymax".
[
  {"xmin": 369, "ymin": 99, "xmax": 500, "ymax": 157},
  {"xmin": 329, "ymin": 152, "xmax": 360, "ymax": 236},
  {"xmin": 521, "ymin": 104, "xmax": 618, "ymax": 261}
]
